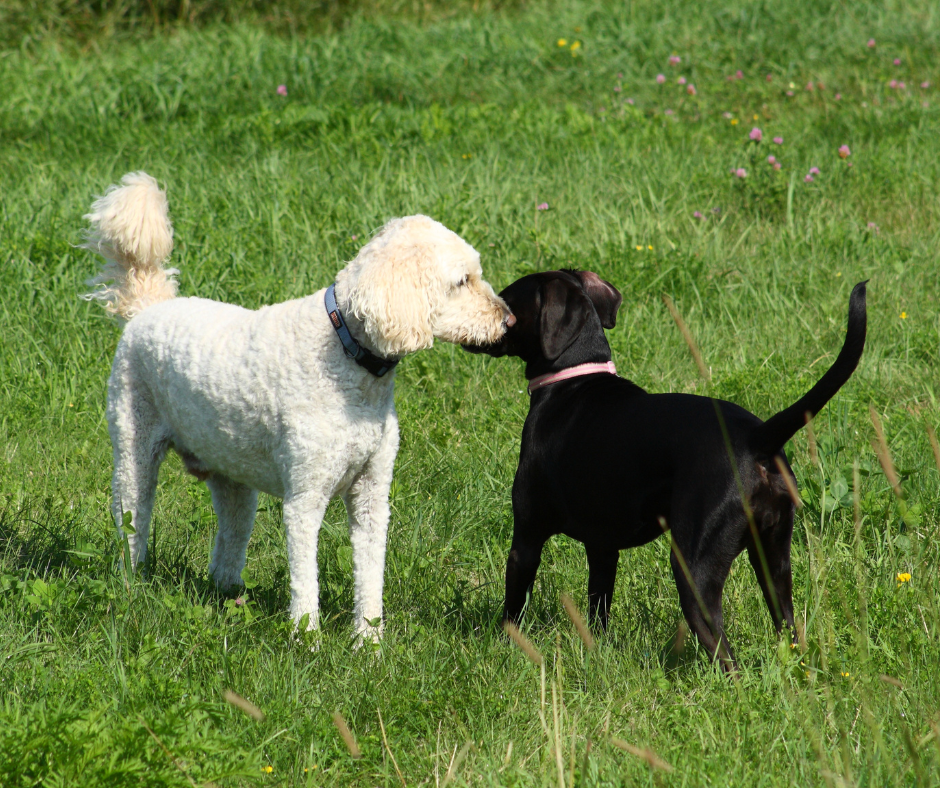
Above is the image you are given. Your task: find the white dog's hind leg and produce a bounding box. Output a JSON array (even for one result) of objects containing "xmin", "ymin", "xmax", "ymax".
[
  {"xmin": 345, "ymin": 423, "xmax": 398, "ymax": 642},
  {"xmin": 108, "ymin": 391, "xmax": 166, "ymax": 570},
  {"xmin": 206, "ymin": 475, "xmax": 259, "ymax": 591},
  {"xmin": 283, "ymin": 489, "xmax": 330, "ymax": 632}
]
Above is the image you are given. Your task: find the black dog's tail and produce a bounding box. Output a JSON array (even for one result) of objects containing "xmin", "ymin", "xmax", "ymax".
[{"xmin": 749, "ymin": 281, "xmax": 868, "ymax": 457}]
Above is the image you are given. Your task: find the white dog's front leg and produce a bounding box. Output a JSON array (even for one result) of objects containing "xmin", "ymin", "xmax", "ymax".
[
  {"xmin": 283, "ymin": 490, "xmax": 330, "ymax": 631},
  {"xmin": 345, "ymin": 426, "xmax": 398, "ymax": 642},
  {"xmin": 345, "ymin": 477, "xmax": 390, "ymax": 642}
]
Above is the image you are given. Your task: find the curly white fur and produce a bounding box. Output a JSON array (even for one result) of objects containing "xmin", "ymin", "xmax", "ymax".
[{"xmin": 82, "ymin": 172, "xmax": 511, "ymax": 639}]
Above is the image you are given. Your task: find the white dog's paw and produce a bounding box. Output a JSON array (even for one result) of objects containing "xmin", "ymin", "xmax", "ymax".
[
  {"xmin": 353, "ymin": 617, "xmax": 383, "ymax": 654},
  {"xmin": 291, "ymin": 613, "xmax": 322, "ymax": 652},
  {"xmin": 304, "ymin": 632, "xmax": 323, "ymax": 653},
  {"xmin": 209, "ymin": 566, "xmax": 246, "ymax": 594},
  {"xmin": 212, "ymin": 579, "xmax": 245, "ymax": 596}
]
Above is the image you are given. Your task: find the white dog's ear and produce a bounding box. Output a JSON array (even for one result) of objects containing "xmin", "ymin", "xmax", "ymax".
[{"xmin": 345, "ymin": 237, "xmax": 436, "ymax": 357}]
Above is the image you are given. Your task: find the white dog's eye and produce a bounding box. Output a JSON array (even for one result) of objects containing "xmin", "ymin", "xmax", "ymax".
[{"xmin": 456, "ymin": 276, "xmax": 468, "ymax": 288}]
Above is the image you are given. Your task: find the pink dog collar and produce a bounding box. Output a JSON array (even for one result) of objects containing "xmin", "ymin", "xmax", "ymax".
[{"xmin": 527, "ymin": 361, "xmax": 617, "ymax": 395}]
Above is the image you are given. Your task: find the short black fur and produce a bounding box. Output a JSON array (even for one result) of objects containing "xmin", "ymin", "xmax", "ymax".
[{"xmin": 465, "ymin": 270, "xmax": 867, "ymax": 672}]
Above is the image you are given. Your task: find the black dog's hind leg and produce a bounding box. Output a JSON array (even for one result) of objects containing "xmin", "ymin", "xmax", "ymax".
[
  {"xmin": 503, "ymin": 538, "xmax": 545, "ymax": 625},
  {"xmin": 668, "ymin": 525, "xmax": 739, "ymax": 672},
  {"xmin": 746, "ymin": 521, "xmax": 797, "ymax": 643},
  {"xmin": 586, "ymin": 544, "xmax": 619, "ymax": 630},
  {"xmin": 671, "ymin": 554, "xmax": 737, "ymax": 672}
]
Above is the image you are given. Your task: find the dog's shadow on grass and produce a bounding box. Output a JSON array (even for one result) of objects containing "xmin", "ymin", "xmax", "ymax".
[
  {"xmin": 0, "ymin": 500, "xmax": 312, "ymax": 625},
  {"xmin": 149, "ymin": 549, "xmax": 297, "ymax": 619},
  {"xmin": 0, "ymin": 498, "xmax": 83, "ymax": 576},
  {"xmin": 0, "ymin": 500, "xmax": 714, "ymax": 672}
]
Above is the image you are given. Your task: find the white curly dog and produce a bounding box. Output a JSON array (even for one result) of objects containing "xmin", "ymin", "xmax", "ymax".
[{"xmin": 81, "ymin": 172, "xmax": 512, "ymax": 639}]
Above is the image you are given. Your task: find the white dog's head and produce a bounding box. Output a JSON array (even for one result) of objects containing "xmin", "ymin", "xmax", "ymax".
[{"xmin": 336, "ymin": 215, "xmax": 513, "ymax": 357}]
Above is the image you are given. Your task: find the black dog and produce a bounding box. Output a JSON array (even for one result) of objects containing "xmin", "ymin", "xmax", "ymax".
[{"xmin": 465, "ymin": 270, "xmax": 866, "ymax": 671}]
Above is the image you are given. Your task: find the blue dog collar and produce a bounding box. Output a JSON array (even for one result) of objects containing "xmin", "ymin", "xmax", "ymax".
[{"xmin": 324, "ymin": 284, "xmax": 398, "ymax": 378}]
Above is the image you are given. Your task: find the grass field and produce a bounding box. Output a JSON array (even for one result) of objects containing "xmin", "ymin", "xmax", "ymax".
[{"xmin": 1, "ymin": 0, "xmax": 939, "ymax": 784}]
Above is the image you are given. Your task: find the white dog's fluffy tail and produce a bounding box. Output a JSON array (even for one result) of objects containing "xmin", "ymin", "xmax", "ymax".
[{"xmin": 81, "ymin": 171, "xmax": 178, "ymax": 321}]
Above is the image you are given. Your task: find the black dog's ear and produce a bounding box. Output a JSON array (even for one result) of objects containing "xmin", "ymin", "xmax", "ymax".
[
  {"xmin": 573, "ymin": 271, "xmax": 622, "ymax": 329},
  {"xmin": 539, "ymin": 278, "xmax": 591, "ymax": 360}
]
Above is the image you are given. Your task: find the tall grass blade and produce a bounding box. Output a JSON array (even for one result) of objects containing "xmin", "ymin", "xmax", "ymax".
[
  {"xmin": 662, "ymin": 294, "xmax": 710, "ymax": 381},
  {"xmin": 609, "ymin": 737, "xmax": 674, "ymax": 772},
  {"xmin": 503, "ymin": 622, "xmax": 544, "ymax": 666},
  {"xmin": 222, "ymin": 689, "xmax": 265, "ymax": 721},
  {"xmin": 332, "ymin": 712, "xmax": 362, "ymax": 759},
  {"xmin": 869, "ymin": 406, "xmax": 901, "ymax": 498},
  {"xmin": 560, "ymin": 592, "xmax": 595, "ymax": 651}
]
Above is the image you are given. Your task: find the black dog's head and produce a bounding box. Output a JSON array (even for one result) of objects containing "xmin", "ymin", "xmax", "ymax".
[{"xmin": 463, "ymin": 270, "xmax": 622, "ymax": 377}]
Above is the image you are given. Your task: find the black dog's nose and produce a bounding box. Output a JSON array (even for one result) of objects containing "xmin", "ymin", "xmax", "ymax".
[{"xmin": 505, "ymin": 313, "xmax": 517, "ymax": 328}]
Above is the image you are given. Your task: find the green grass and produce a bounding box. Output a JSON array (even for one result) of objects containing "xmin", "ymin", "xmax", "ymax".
[
  {"xmin": 1, "ymin": 0, "xmax": 939, "ymax": 784},
  {"xmin": 0, "ymin": 0, "xmax": 524, "ymax": 47}
]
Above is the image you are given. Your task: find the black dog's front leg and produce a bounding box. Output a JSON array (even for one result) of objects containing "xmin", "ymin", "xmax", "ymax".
[
  {"xmin": 586, "ymin": 545, "xmax": 619, "ymax": 629},
  {"xmin": 503, "ymin": 538, "xmax": 544, "ymax": 624}
]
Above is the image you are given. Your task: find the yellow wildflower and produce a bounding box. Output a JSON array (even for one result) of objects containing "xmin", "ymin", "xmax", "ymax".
[
  {"xmin": 753, "ymin": 114, "xmax": 759, "ymax": 121},
  {"xmin": 897, "ymin": 572, "xmax": 911, "ymax": 583},
  {"xmin": 647, "ymin": 245, "xmax": 653, "ymax": 250},
  {"xmin": 262, "ymin": 765, "xmax": 274, "ymax": 774},
  {"xmin": 841, "ymin": 671, "xmax": 850, "ymax": 677},
  {"xmin": 557, "ymin": 38, "xmax": 568, "ymax": 47},
  {"xmin": 900, "ymin": 312, "xmax": 907, "ymax": 319},
  {"xmin": 635, "ymin": 245, "xmax": 643, "ymax": 251},
  {"xmin": 570, "ymin": 41, "xmax": 581, "ymax": 52},
  {"xmin": 731, "ymin": 119, "xmax": 739, "ymax": 125}
]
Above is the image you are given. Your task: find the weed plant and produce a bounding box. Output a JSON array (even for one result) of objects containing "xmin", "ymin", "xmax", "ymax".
[{"xmin": 1, "ymin": 0, "xmax": 939, "ymax": 785}]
